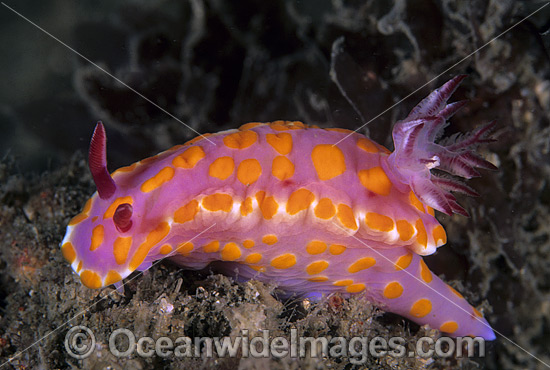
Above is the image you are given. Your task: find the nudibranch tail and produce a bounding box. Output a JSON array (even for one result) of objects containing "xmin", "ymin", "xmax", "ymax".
[
  {"xmin": 386, "ymin": 76, "xmax": 497, "ymax": 216},
  {"xmin": 89, "ymin": 121, "xmax": 116, "ymax": 200},
  {"xmin": 376, "ymin": 254, "xmax": 496, "ymax": 340}
]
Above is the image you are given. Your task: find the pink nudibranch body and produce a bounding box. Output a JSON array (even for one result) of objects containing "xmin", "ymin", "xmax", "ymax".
[{"xmin": 62, "ymin": 76, "xmax": 497, "ymax": 340}]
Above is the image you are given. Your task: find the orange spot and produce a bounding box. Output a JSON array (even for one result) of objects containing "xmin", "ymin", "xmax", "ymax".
[
  {"xmin": 288, "ymin": 121, "xmax": 305, "ymax": 129},
  {"xmin": 326, "ymin": 128, "xmax": 354, "ymax": 133},
  {"xmin": 104, "ymin": 270, "xmax": 122, "ymax": 286},
  {"xmin": 68, "ymin": 213, "xmax": 88, "ymax": 226},
  {"xmin": 410, "ymin": 299, "xmax": 432, "ymax": 318},
  {"xmin": 237, "ymin": 158, "xmax": 262, "ymax": 185},
  {"xmin": 245, "ymin": 253, "xmax": 262, "ymax": 264},
  {"xmin": 176, "ymin": 242, "xmax": 194, "ymax": 255},
  {"xmin": 314, "ymin": 198, "xmax": 336, "ymax": 219},
  {"xmin": 426, "ymin": 206, "xmax": 435, "ymax": 216},
  {"xmin": 92, "ymin": 216, "xmax": 98, "ymax": 222},
  {"xmin": 82, "ymin": 198, "xmax": 93, "ymax": 214},
  {"xmin": 409, "ymin": 191, "xmax": 425, "ymax": 212},
  {"xmin": 255, "ymin": 191, "xmax": 278, "ymax": 219},
  {"xmin": 209, "ymin": 157, "xmax": 235, "ymax": 180},
  {"xmin": 113, "ymin": 162, "xmax": 137, "ymax": 175},
  {"xmin": 333, "ymin": 279, "xmax": 353, "ymax": 286},
  {"xmin": 380, "ymin": 146, "xmax": 391, "ymax": 154},
  {"xmin": 129, "ymin": 222, "xmax": 170, "ymax": 271},
  {"xmin": 448, "ymin": 285, "xmax": 463, "ymax": 299},
  {"xmin": 113, "ymin": 237, "xmax": 132, "ymax": 265},
  {"xmin": 394, "ymin": 253, "xmax": 413, "ymax": 270},
  {"xmin": 396, "ymin": 220, "xmax": 414, "ymax": 241},
  {"xmin": 269, "ymin": 121, "xmax": 305, "ymax": 131},
  {"xmin": 250, "ymin": 265, "xmax": 266, "ymax": 272},
  {"xmin": 172, "ymin": 146, "xmax": 205, "ymax": 169},
  {"xmin": 270, "ymin": 253, "xmax": 296, "ymax": 269},
  {"xmin": 329, "ymin": 244, "xmax": 346, "ymax": 255},
  {"xmin": 202, "ymin": 193, "xmax": 233, "ymax": 212},
  {"xmin": 440, "ymin": 321, "xmax": 459, "ymax": 334},
  {"xmin": 146, "ymin": 222, "xmax": 171, "ymax": 245},
  {"xmin": 348, "ymin": 257, "xmax": 376, "ymax": 273},
  {"xmin": 185, "ymin": 134, "xmax": 212, "ymax": 146},
  {"xmin": 356, "ymin": 137, "xmax": 379, "ymax": 153},
  {"xmin": 383, "ymin": 282, "xmax": 403, "ymax": 299},
  {"xmin": 168, "ymin": 144, "xmax": 185, "ymax": 152},
  {"xmin": 76, "ymin": 261, "xmax": 83, "ymax": 272},
  {"xmin": 266, "ymin": 132, "xmax": 293, "ymax": 155},
  {"xmin": 311, "ymin": 144, "xmax": 346, "ymax": 181},
  {"xmin": 420, "ymin": 260, "xmax": 433, "ymax": 283},
  {"xmin": 346, "ymin": 283, "xmax": 366, "ymax": 293},
  {"xmin": 80, "ymin": 270, "xmax": 102, "ymax": 289},
  {"xmin": 271, "ymin": 156, "xmax": 295, "ymax": 181},
  {"xmin": 140, "ymin": 155, "xmax": 159, "ymax": 165},
  {"xmin": 159, "ymin": 244, "xmax": 172, "ymax": 254},
  {"xmin": 61, "ymin": 242, "xmax": 76, "ymax": 263},
  {"xmin": 223, "ymin": 130, "xmax": 258, "ymax": 149},
  {"xmin": 306, "ymin": 241, "xmax": 327, "ymax": 255},
  {"xmin": 286, "ymin": 188, "xmax": 315, "ymax": 215},
  {"xmin": 174, "ymin": 199, "xmax": 199, "ymax": 223},
  {"xmin": 306, "ymin": 261, "xmax": 329, "ymax": 275},
  {"xmin": 239, "ymin": 122, "xmax": 263, "ymax": 130},
  {"xmin": 358, "ymin": 167, "xmax": 392, "ymax": 196},
  {"xmin": 203, "ymin": 240, "xmax": 220, "ymax": 253},
  {"xmin": 103, "ymin": 196, "xmax": 134, "ymax": 219},
  {"xmin": 270, "ymin": 123, "xmax": 289, "ymax": 131},
  {"xmin": 473, "ymin": 307, "xmax": 483, "ymax": 318},
  {"xmin": 243, "ymin": 240, "xmax": 255, "ymax": 249},
  {"xmin": 415, "ymin": 219, "xmax": 428, "ymax": 248},
  {"xmin": 90, "ymin": 225, "xmax": 104, "ymax": 251},
  {"xmin": 365, "ymin": 212, "xmax": 394, "ymax": 232},
  {"xmin": 262, "ymin": 234, "xmax": 278, "ymax": 245},
  {"xmin": 308, "ymin": 276, "xmax": 329, "ymax": 282},
  {"xmin": 240, "ymin": 197, "xmax": 253, "ymax": 217},
  {"xmin": 141, "ymin": 167, "xmax": 175, "ymax": 193},
  {"xmin": 337, "ymin": 204, "xmax": 358, "ymax": 230},
  {"xmin": 432, "ymin": 225, "xmax": 447, "ymax": 245}
]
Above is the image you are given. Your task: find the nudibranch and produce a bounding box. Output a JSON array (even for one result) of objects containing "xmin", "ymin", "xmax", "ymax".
[{"xmin": 61, "ymin": 76, "xmax": 497, "ymax": 339}]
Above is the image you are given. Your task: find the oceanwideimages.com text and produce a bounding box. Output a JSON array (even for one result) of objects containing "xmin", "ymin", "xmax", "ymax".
[{"xmin": 65, "ymin": 326, "xmax": 486, "ymax": 364}]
